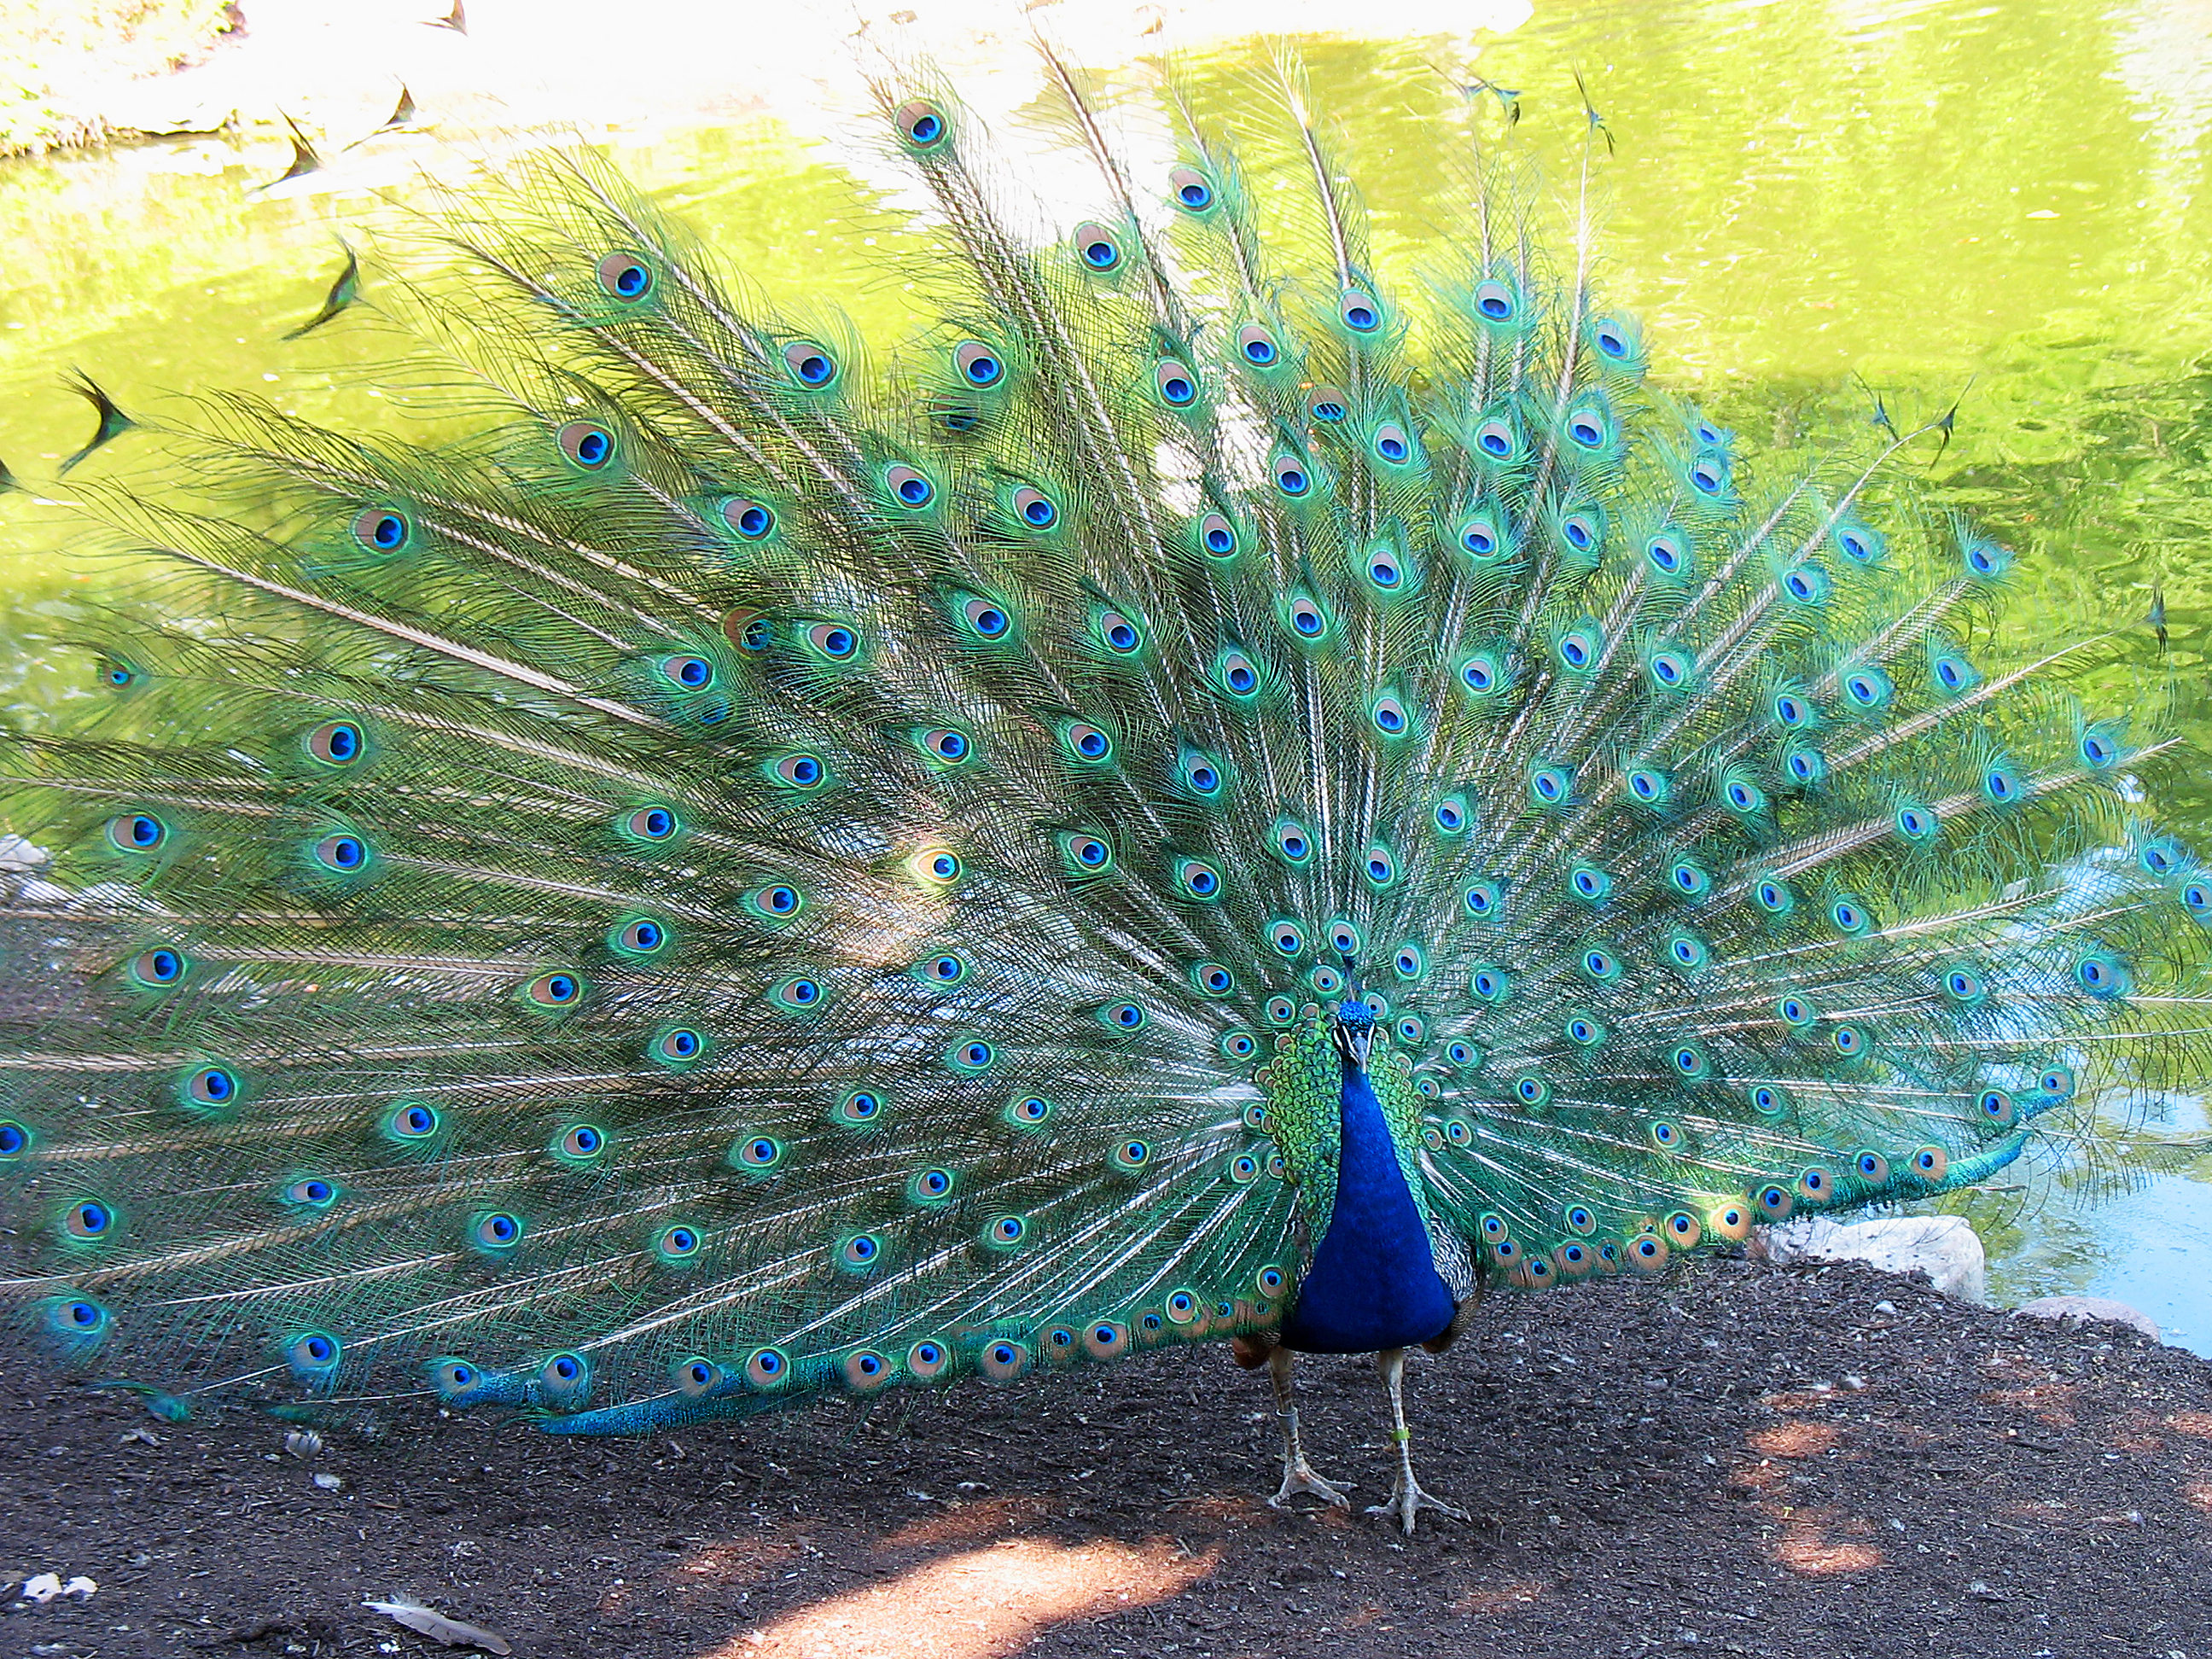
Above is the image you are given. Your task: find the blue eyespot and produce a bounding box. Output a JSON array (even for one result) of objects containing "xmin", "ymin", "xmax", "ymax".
[
  {"xmin": 1962, "ymin": 536, "xmax": 2011, "ymax": 579},
  {"xmin": 1273, "ymin": 457, "xmax": 1309, "ymax": 497},
  {"xmin": 887, "ymin": 465, "xmax": 934, "ymax": 507},
  {"xmin": 654, "ymin": 1027, "xmax": 703, "ymax": 1063},
  {"xmin": 783, "ymin": 340, "xmax": 836, "ymax": 387},
  {"xmin": 1062, "ymin": 722, "xmax": 1113, "ymax": 763},
  {"xmin": 109, "ymin": 812, "xmax": 167, "ymax": 852},
  {"xmin": 1237, "ymin": 323, "xmax": 1279, "ymax": 365},
  {"xmin": 1458, "ymin": 515, "xmax": 1502, "ymax": 558},
  {"xmin": 1064, "ymin": 833, "xmax": 1112, "ymax": 870},
  {"xmin": 954, "ymin": 341, "xmax": 1004, "ymax": 387},
  {"xmin": 132, "ymin": 946, "xmax": 184, "ymax": 986},
  {"xmin": 528, "ymin": 971, "xmax": 583, "ymax": 1007},
  {"xmin": 897, "ymin": 100, "xmax": 947, "ymax": 148},
  {"xmin": 352, "ymin": 506, "xmax": 410, "ymax": 551},
  {"xmin": 288, "ymin": 1330, "xmax": 341, "ymax": 1377},
  {"xmin": 1567, "ymin": 406, "xmax": 1608, "ymax": 448},
  {"xmin": 734, "ymin": 1135, "xmax": 783, "ymax": 1170},
  {"xmin": 185, "ymin": 1066, "xmax": 236, "ymax": 1107},
  {"xmin": 1843, "ymin": 667, "xmax": 1892, "ymax": 709},
  {"xmin": 557, "ymin": 422, "xmax": 614, "ymax": 469},
  {"xmin": 597, "ymin": 252, "xmax": 653, "ymax": 300},
  {"xmin": 1097, "ymin": 611, "xmax": 1143, "ymax": 654},
  {"xmin": 1074, "ymin": 220, "xmax": 1123, "ymax": 271},
  {"xmin": 911, "ymin": 1167, "xmax": 955, "ymax": 1202},
  {"xmin": 773, "ymin": 975, "xmax": 824, "ymax": 1010}
]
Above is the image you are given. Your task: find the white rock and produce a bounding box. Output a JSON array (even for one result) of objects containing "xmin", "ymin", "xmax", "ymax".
[
  {"xmin": 20, "ymin": 1573, "xmax": 62, "ymax": 1604},
  {"xmin": 2011, "ymin": 1295, "xmax": 2160, "ymax": 1342},
  {"xmin": 1758, "ymin": 1214, "xmax": 1988, "ymax": 1302}
]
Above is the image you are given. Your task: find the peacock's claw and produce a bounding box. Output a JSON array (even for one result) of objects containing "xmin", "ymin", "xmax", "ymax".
[
  {"xmin": 1269, "ymin": 1462, "xmax": 1353, "ymax": 1511},
  {"xmin": 1367, "ymin": 1479, "xmax": 1470, "ymax": 1535}
]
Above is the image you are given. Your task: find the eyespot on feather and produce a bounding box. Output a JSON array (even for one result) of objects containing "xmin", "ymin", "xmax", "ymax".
[
  {"xmin": 596, "ymin": 252, "xmax": 653, "ymax": 300},
  {"xmin": 895, "ymin": 99, "xmax": 949, "ymax": 149},
  {"xmin": 556, "ymin": 421, "xmax": 614, "ymax": 469},
  {"xmin": 351, "ymin": 506, "xmax": 410, "ymax": 552}
]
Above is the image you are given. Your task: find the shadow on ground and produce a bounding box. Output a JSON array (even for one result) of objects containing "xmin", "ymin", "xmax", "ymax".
[{"xmin": 4, "ymin": 1259, "xmax": 2209, "ymax": 1657}]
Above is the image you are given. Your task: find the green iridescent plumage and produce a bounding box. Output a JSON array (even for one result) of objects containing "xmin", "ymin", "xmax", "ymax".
[{"xmin": 0, "ymin": 58, "xmax": 2203, "ymax": 1447}]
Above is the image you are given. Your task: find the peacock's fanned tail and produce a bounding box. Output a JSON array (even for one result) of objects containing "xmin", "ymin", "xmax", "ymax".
[{"xmin": 0, "ymin": 62, "xmax": 2203, "ymax": 1430}]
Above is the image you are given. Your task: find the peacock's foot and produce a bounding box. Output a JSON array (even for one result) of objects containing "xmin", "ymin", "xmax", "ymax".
[
  {"xmin": 1269, "ymin": 1461, "xmax": 1353, "ymax": 1511},
  {"xmin": 1366, "ymin": 1478, "xmax": 1470, "ymax": 1535}
]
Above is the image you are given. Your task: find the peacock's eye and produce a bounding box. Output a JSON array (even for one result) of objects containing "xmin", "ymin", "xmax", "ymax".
[{"xmin": 597, "ymin": 252, "xmax": 653, "ymax": 300}]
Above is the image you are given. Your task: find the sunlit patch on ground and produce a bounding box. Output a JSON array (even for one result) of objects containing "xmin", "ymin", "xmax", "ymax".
[
  {"xmin": 1452, "ymin": 1579, "xmax": 1553, "ymax": 1615},
  {"xmin": 716, "ymin": 1536, "xmax": 1216, "ymax": 1659},
  {"xmin": 882, "ymin": 1495, "xmax": 1062, "ymax": 1549},
  {"xmin": 1747, "ymin": 1421, "xmax": 1842, "ymax": 1460},
  {"xmin": 1771, "ymin": 1511, "xmax": 1884, "ymax": 1576},
  {"xmin": 1738, "ymin": 1400, "xmax": 1886, "ymax": 1577}
]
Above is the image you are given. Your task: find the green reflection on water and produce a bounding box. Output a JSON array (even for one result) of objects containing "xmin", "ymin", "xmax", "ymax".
[{"xmin": 2, "ymin": 0, "xmax": 2206, "ymax": 1334}]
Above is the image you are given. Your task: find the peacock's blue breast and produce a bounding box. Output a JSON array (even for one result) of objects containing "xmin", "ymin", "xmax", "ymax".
[{"xmin": 1278, "ymin": 1064, "xmax": 1456, "ymax": 1354}]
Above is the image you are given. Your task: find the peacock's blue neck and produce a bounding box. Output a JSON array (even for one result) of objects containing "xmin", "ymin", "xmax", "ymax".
[{"xmin": 1278, "ymin": 1056, "xmax": 1457, "ymax": 1355}]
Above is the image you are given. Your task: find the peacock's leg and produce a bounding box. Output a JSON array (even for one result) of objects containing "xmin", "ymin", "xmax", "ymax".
[
  {"xmin": 1266, "ymin": 1345, "xmax": 1351, "ymax": 1510},
  {"xmin": 1365, "ymin": 1348, "xmax": 1470, "ymax": 1534}
]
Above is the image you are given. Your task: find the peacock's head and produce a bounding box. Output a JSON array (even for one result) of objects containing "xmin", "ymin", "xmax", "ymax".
[{"xmin": 1331, "ymin": 998, "xmax": 1376, "ymax": 1070}]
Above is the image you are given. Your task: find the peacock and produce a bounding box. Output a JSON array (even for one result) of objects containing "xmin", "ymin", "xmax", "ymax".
[{"xmin": 2, "ymin": 54, "xmax": 2206, "ymax": 1537}]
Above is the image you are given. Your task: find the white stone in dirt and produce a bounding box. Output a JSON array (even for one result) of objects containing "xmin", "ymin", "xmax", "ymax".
[
  {"xmin": 2011, "ymin": 1295, "xmax": 2160, "ymax": 1342},
  {"xmin": 1757, "ymin": 1214, "xmax": 1987, "ymax": 1302}
]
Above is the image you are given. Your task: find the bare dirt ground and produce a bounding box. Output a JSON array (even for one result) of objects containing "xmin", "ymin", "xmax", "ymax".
[{"xmin": 4, "ymin": 1257, "xmax": 2210, "ymax": 1658}]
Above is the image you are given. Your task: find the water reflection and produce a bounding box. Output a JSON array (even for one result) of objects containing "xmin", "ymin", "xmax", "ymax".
[{"xmin": 2, "ymin": 0, "xmax": 2207, "ymax": 1337}]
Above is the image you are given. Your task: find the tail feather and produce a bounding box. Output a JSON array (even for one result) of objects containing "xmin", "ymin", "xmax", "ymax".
[{"xmin": 1, "ymin": 67, "xmax": 2203, "ymax": 1426}]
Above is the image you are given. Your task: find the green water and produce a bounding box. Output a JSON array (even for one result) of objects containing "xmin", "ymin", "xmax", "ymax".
[{"xmin": 3, "ymin": 0, "xmax": 2208, "ymax": 1338}]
